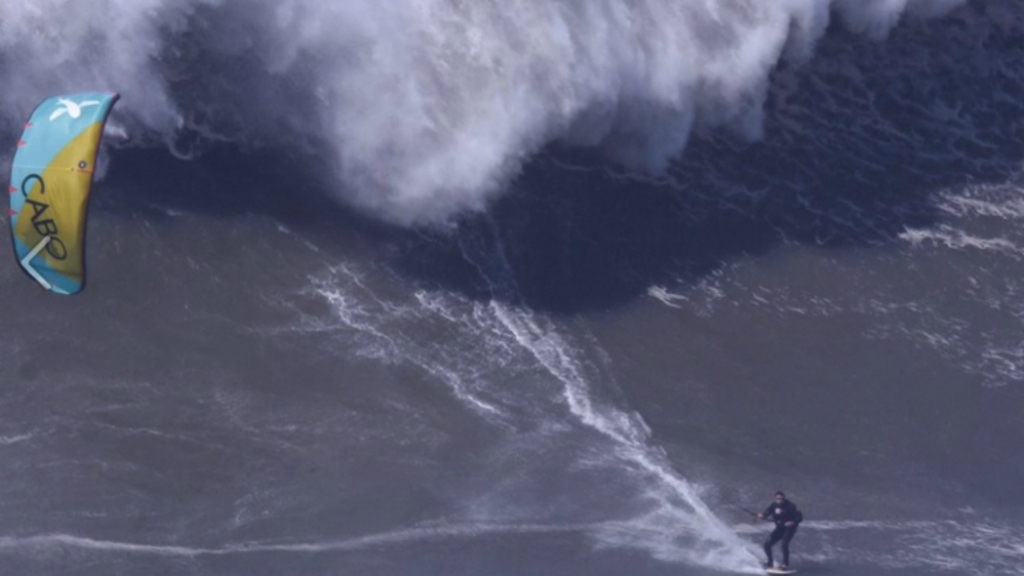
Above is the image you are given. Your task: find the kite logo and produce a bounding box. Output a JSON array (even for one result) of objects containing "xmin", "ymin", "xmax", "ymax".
[
  {"xmin": 19, "ymin": 173, "xmax": 67, "ymax": 260},
  {"xmin": 49, "ymin": 98, "xmax": 101, "ymax": 122}
]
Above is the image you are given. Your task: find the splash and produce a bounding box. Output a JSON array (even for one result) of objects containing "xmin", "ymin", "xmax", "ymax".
[{"xmin": 0, "ymin": 0, "xmax": 967, "ymax": 225}]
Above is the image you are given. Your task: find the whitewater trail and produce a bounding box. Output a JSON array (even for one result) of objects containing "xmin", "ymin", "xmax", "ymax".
[
  {"xmin": 490, "ymin": 302, "xmax": 760, "ymax": 571},
  {"xmin": 0, "ymin": 520, "xmax": 629, "ymax": 557}
]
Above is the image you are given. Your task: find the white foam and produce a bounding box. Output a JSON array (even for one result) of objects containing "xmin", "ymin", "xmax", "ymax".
[
  {"xmin": 490, "ymin": 302, "xmax": 760, "ymax": 572},
  {"xmin": 976, "ymin": 343, "xmax": 1024, "ymax": 384},
  {"xmin": 648, "ymin": 273, "xmax": 730, "ymax": 316},
  {"xmin": 0, "ymin": 520, "xmax": 614, "ymax": 557},
  {"xmin": 936, "ymin": 187, "xmax": 1024, "ymax": 220},
  {"xmin": 0, "ymin": 0, "xmax": 969, "ymax": 225},
  {"xmin": 296, "ymin": 265, "xmax": 515, "ymax": 421},
  {"xmin": 647, "ymin": 286, "xmax": 688, "ymax": 309},
  {"xmin": 899, "ymin": 225, "xmax": 1021, "ymax": 256},
  {"xmin": 277, "ymin": 260, "xmax": 762, "ymax": 571},
  {"xmin": 736, "ymin": 519, "xmax": 1024, "ymax": 574},
  {"xmin": 0, "ymin": 434, "xmax": 33, "ymax": 445}
]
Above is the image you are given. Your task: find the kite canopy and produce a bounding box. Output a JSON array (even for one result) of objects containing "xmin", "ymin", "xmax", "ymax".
[{"xmin": 8, "ymin": 92, "xmax": 119, "ymax": 295}]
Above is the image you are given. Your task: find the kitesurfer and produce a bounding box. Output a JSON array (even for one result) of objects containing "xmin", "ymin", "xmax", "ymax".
[{"xmin": 758, "ymin": 491, "xmax": 802, "ymax": 570}]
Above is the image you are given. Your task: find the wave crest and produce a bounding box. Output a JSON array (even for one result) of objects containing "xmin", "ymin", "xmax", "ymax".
[{"xmin": 0, "ymin": 0, "xmax": 966, "ymax": 224}]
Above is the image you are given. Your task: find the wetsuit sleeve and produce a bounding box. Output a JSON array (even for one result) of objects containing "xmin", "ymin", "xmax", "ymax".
[
  {"xmin": 794, "ymin": 508, "xmax": 803, "ymax": 524},
  {"xmin": 762, "ymin": 504, "xmax": 775, "ymax": 519}
]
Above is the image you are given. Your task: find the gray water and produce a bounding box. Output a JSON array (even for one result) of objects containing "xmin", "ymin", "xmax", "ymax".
[{"xmin": 2, "ymin": 1, "xmax": 1024, "ymax": 575}]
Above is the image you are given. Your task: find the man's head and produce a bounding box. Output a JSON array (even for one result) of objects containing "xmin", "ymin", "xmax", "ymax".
[{"xmin": 774, "ymin": 491, "xmax": 786, "ymax": 503}]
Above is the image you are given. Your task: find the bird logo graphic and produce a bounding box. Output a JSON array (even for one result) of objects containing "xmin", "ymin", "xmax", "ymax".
[{"xmin": 49, "ymin": 98, "xmax": 101, "ymax": 121}]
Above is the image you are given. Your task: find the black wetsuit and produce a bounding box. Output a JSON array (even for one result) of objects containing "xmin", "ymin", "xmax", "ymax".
[{"xmin": 762, "ymin": 499, "xmax": 802, "ymax": 567}]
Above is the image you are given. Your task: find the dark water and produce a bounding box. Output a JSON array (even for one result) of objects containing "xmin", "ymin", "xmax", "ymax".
[{"xmin": 2, "ymin": 2, "xmax": 1024, "ymax": 575}]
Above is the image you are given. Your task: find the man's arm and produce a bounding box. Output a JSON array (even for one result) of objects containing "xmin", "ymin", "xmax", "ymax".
[{"xmin": 758, "ymin": 504, "xmax": 775, "ymax": 520}]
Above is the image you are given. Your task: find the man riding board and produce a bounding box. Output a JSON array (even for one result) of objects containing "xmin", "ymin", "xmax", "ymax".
[{"xmin": 758, "ymin": 491, "xmax": 803, "ymax": 570}]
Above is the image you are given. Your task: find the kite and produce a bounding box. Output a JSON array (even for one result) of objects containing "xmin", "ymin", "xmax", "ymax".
[{"xmin": 8, "ymin": 93, "xmax": 120, "ymax": 294}]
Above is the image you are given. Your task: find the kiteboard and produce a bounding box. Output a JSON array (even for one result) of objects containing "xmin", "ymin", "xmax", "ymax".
[{"xmin": 765, "ymin": 568, "xmax": 796, "ymax": 575}]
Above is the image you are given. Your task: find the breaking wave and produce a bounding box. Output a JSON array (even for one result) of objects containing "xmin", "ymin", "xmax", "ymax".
[{"xmin": 0, "ymin": 0, "xmax": 969, "ymax": 224}]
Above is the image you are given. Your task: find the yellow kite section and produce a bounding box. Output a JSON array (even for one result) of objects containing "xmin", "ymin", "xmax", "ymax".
[{"xmin": 13, "ymin": 122, "xmax": 105, "ymax": 284}]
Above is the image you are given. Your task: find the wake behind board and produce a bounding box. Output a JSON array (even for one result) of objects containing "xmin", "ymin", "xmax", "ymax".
[{"xmin": 766, "ymin": 569, "xmax": 796, "ymax": 575}]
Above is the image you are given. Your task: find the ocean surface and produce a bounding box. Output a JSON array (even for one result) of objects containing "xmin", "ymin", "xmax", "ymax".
[{"xmin": 1, "ymin": 1, "xmax": 1023, "ymax": 575}]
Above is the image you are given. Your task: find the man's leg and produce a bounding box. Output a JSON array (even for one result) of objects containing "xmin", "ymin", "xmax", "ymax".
[
  {"xmin": 763, "ymin": 527, "xmax": 784, "ymax": 567},
  {"xmin": 780, "ymin": 525, "xmax": 799, "ymax": 567}
]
